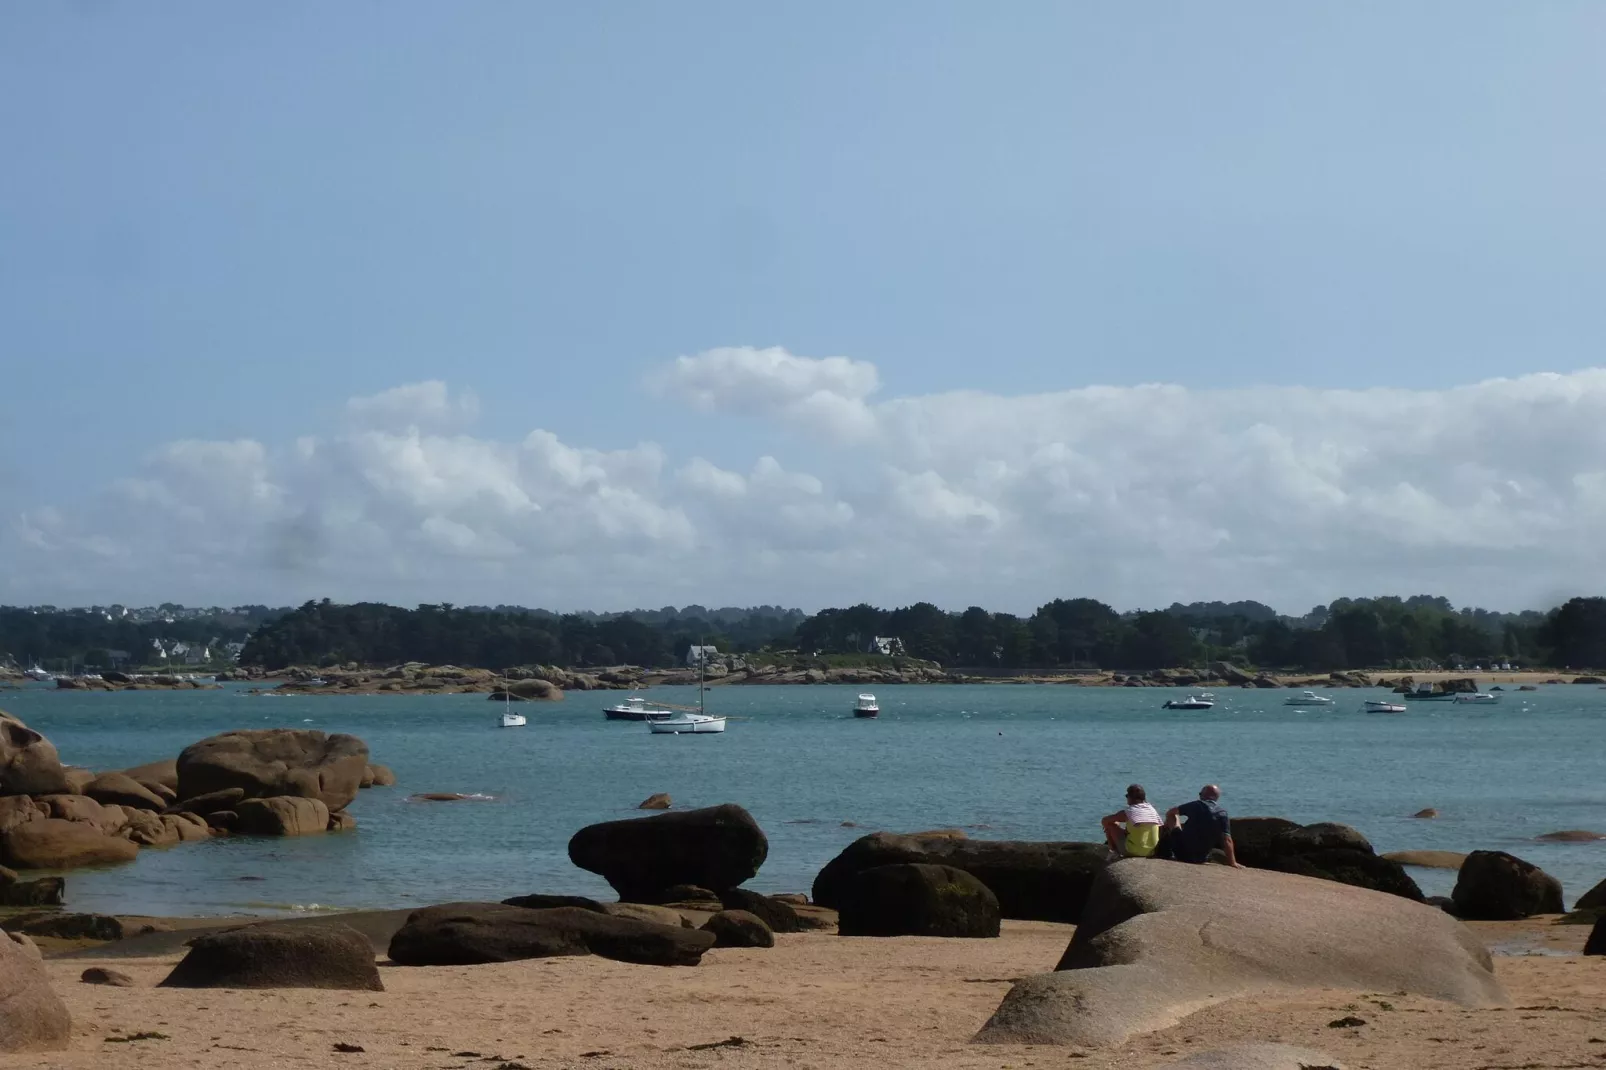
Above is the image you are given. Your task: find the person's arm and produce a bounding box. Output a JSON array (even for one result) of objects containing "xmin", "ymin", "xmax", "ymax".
[
  {"xmin": 1222, "ymin": 833, "xmax": 1244, "ymax": 868},
  {"xmin": 1100, "ymin": 811, "xmax": 1125, "ymax": 832},
  {"xmin": 1164, "ymin": 805, "xmax": 1182, "ymax": 829}
]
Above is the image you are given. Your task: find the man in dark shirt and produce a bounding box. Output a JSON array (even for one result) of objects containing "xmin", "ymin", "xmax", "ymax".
[{"xmin": 1163, "ymin": 784, "xmax": 1244, "ymax": 867}]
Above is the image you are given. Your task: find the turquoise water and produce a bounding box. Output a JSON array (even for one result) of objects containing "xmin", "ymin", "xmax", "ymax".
[{"xmin": 2, "ymin": 681, "xmax": 1604, "ymax": 916}]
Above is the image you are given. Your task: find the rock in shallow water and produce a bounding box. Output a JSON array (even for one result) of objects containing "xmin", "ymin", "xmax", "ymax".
[
  {"xmin": 568, "ymin": 804, "xmax": 769, "ymax": 902},
  {"xmin": 176, "ymin": 729, "xmax": 369, "ymax": 812}
]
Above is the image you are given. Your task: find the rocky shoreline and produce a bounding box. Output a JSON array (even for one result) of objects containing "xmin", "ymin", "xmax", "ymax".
[{"xmin": 207, "ymin": 658, "xmax": 1606, "ymax": 697}]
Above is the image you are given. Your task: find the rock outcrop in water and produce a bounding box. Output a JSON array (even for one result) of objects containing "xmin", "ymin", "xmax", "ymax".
[
  {"xmin": 176, "ymin": 729, "xmax": 370, "ymax": 812},
  {"xmin": 1451, "ymin": 850, "xmax": 1565, "ymax": 919},
  {"xmin": 0, "ymin": 715, "xmax": 69, "ymax": 797},
  {"xmin": 974, "ymin": 859, "xmax": 1507, "ymax": 1048},
  {"xmin": 569, "ymin": 803, "xmax": 769, "ymax": 902}
]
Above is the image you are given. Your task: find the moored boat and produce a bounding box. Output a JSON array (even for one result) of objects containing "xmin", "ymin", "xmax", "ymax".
[
  {"xmin": 604, "ymin": 694, "xmax": 675, "ymax": 721},
  {"xmin": 854, "ymin": 693, "xmax": 879, "ymax": 718},
  {"xmin": 500, "ymin": 711, "xmax": 527, "ymax": 728},
  {"xmin": 1284, "ymin": 690, "xmax": 1333, "ymax": 706},
  {"xmin": 1364, "ymin": 699, "xmax": 1408, "ymax": 713},
  {"xmin": 1402, "ymin": 685, "xmax": 1458, "ymax": 701},
  {"xmin": 647, "ymin": 713, "xmax": 727, "ymax": 734},
  {"xmin": 1162, "ymin": 695, "xmax": 1215, "ymax": 710},
  {"xmin": 1453, "ymin": 691, "xmax": 1501, "ymax": 705}
]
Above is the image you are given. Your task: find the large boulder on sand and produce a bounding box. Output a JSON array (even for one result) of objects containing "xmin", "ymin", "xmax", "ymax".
[
  {"xmin": 719, "ymin": 887, "xmax": 802, "ymax": 933},
  {"xmin": 1451, "ymin": 850, "xmax": 1565, "ymax": 919},
  {"xmin": 0, "ymin": 931, "xmax": 70, "ymax": 1052},
  {"xmin": 0, "ymin": 867, "xmax": 64, "ymax": 907},
  {"xmin": 1230, "ymin": 818, "xmax": 1422, "ymax": 901},
  {"xmin": 812, "ymin": 831, "xmax": 1107, "ymax": 923},
  {"xmin": 160, "ymin": 922, "xmax": 382, "ymax": 990},
  {"xmin": 701, "ymin": 909, "xmax": 774, "ymax": 948},
  {"xmin": 235, "ymin": 796, "xmax": 329, "ymax": 837},
  {"xmin": 0, "ymin": 716, "xmax": 69, "ymax": 797},
  {"xmin": 176, "ymin": 729, "xmax": 369, "ymax": 812},
  {"xmin": 974, "ymin": 859, "xmax": 1507, "ymax": 1048},
  {"xmin": 1, "ymin": 819, "xmax": 139, "ymax": 870},
  {"xmin": 388, "ymin": 903, "xmax": 715, "ymax": 967},
  {"xmin": 1585, "ymin": 916, "xmax": 1606, "ymax": 956},
  {"xmin": 838, "ymin": 863, "xmax": 1000, "ymax": 938},
  {"xmin": 568, "ymin": 804, "xmax": 768, "ymax": 901}
]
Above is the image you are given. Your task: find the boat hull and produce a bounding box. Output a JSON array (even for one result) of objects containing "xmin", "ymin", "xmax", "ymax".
[
  {"xmin": 854, "ymin": 708, "xmax": 879, "ymax": 718},
  {"xmin": 648, "ymin": 717, "xmax": 727, "ymax": 734}
]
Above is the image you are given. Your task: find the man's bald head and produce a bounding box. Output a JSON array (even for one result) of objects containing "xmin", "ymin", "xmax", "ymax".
[{"xmin": 1200, "ymin": 784, "xmax": 1221, "ymax": 801}]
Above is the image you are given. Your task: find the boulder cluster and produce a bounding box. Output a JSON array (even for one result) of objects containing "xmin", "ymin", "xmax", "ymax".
[{"xmin": 0, "ymin": 708, "xmax": 395, "ymax": 892}]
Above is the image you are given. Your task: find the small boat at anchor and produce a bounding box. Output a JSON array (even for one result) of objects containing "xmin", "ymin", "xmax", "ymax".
[
  {"xmin": 1162, "ymin": 695, "xmax": 1215, "ymax": 710},
  {"xmin": 647, "ymin": 712, "xmax": 727, "ymax": 734},
  {"xmin": 1402, "ymin": 685, "xmax": 1457, "ymax": 701},
  {"xmin": 1284, "ymin": 691, "xmax": 1333, "ymax": 706},
  {"xmin": 500, "ymin": 710, "xmax": 527, "ymax": 728},
  {"xmin": 1365, "ymin": 700, "xmax": 1408, "ymax": 713},
  {"xmin": 854, "ymin": 693, "xmax": 879, "ymax": 718},
  {"xmin": 1453, "ymin": 691, "xmax": 1501, "ymax": 705},
  {"xmin": 603, "ymin": 693, "xmax": 675, "ymax": 721}
]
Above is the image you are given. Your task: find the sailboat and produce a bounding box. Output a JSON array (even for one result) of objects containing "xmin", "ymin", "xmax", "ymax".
[
  {"xmin": 647, "ymin": 648, "xmax": 727, "ymax": 734},
  {"xmin": 499, "ymin": 678, "xmax": 526, "ymax": 728}
]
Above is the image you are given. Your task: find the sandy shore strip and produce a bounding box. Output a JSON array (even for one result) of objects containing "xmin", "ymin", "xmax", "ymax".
[{"xmin": 2, "ymin": 916, "xmax": 1599, "ymax": 1070}]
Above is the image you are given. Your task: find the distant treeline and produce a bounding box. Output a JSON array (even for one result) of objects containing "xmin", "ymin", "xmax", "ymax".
[
  {"xmin": 14, "ymin": 594, "xmax": 1606, "ymax": 674},
  {"xmin": 238, "ymin": 601, "xmax": 806, "ymax": 671},
  {"xmin": 0, "ymin": 605, "xmax": 284, "ymax": 670},
  {"xmin": 796, "ymin": 595, "xmax": 1600, "ymax": 672}
]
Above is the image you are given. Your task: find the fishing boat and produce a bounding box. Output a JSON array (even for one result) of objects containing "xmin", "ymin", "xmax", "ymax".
[
  {"xmin": 1453, "ymin": 691, "xmax": 1501, "ymax": 705},
  {"xmin": 1283, "ymin": 690, "xmax": 1333, "ymax": 706},
  {"xmin": 603, "ymin": 693, "xmax": 675, "ymax": 721},
  {"xmin": 1364, "ymin": 699, "xmax": 1408, "ymax": 713},
  {"xmin": 1162, "ymin": 695, "xmax": 1215, "ymax": 710},
  {"xmin": 854, "ymin": 693, "xmax": 879, "ymax": 718}
]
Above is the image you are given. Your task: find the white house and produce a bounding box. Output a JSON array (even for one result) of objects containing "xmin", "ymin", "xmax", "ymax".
[
  {"xmin": 685, "ymin": 645, "xmax": 720, "ymax": 667},
  {"xmin": 870, "ymin": 636, "xmax": 905, "ymax": 656}
]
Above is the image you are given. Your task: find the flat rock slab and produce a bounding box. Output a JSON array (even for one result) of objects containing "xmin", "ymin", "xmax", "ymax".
[
  {"xmin": 1161, "ymin": 1043, "xmax": 1346, "ymax": 1069},
  {"xmin": 160, "ymin": 921, "xmax": 382, "ymax": 991},
  {"xmin": 388, "ymin": 903, "xmax": 715, "ymax": 967},
  {"xmin": 975, "ymin": 859, "xmax": 1507, "ymax": 1048},
  {"xmin": 1381, "ymin": 850, "xmax": 1468, "ymax": 870}
]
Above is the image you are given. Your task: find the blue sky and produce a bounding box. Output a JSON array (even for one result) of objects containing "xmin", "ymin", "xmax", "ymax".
[{"xmin": 5, "ymin": 4, "xmax": 1606, "ymax": 612}]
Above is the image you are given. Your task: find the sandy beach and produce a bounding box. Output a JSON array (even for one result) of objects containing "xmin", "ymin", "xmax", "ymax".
[{"xmin": 2, "ymin": 914, "xmax": 1597, "ymax": 1070}]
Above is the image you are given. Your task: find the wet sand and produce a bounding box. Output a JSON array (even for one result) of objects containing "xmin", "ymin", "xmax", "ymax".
[{"xmin": 4, "ymin": 915, "xmax": 1601, "ymax": 1070}]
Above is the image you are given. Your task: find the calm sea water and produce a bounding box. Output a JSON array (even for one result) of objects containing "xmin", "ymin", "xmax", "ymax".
[{"xmin": 2, "ymin": 681, "xmax": 1603, "ymax": 916}]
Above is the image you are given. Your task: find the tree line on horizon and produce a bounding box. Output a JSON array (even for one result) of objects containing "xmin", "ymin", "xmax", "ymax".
[
  {"xmin": 9, "ymin": 595, "xmax": 1606, "ymax": 674},
  {"xmin": 230, "ymin": 594, "xmax": 1606, "ymax": 673}
]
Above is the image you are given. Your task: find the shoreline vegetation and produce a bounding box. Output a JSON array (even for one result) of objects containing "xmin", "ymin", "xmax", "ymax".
[{"xmin": 11, "ymin": 593, "xmax": 1606, "ymax": 685}]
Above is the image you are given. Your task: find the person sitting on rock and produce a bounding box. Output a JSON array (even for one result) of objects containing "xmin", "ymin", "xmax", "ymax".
[
  {"xmin": 1102, "ymin": 783, "xmax": 1163, "ymax": 858},
  {"xmin": 1162, "ymin": 784, "xmax": 1244, "ymax": 867}
]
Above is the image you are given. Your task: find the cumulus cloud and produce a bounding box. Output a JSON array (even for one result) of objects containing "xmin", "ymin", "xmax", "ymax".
[
  {"xmin": 8, "ymin": 359, "xmax": 1606, "ymax": 612},
  {"xmin": 652, "ymin": 346, "xmax": 880, "ymax": 442}
]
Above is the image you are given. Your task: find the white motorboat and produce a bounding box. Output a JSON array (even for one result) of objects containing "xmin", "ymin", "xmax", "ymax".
[
  {"xmin": 1453, "ymin": 692, "xmax": 1501, "ymax": 705},
  {"xmin": 1162, "ymin": 695, "xmax": 1215, "ymax": 710},
  {"xmin": 647, "ymin": 712, "xmax": 727, "ymax": 734},
  {"xmin": 1402, "ymin": 685, "xmax": 1457, "ymax": 701},
  {"xmin": 1284, "ymin": 690, "xmax": 1333, "ymax": 706},
  {"xmin": 854, "ymin": 693, "xmax": 879, "ymax": 718},
  {"xmin": 603, "ymin": 693, "xmax": 675, "ymax": 721},
  {"xmin": 1365, "ymin": 700, "xmax": 1408, "ymax": 713},
  {"xmin": 500, "ymin": 711, "xmax": 527, "ymax": 728},
  {"xmin": 23, "ymin": 665, "xmax": 52, "ymax": 682}
]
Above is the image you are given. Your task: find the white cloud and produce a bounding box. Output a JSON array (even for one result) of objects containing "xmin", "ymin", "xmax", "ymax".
[
  {"xmin": 346, "ymin": 381, "xmax": 480, "ymax": 434},
  {"xmin": 8, "ymin": 361, "xmax": 1606, "ymax": 612},
  {"xmin": 652, "ymin": 346, "xmax": 880, "ymax": 442}
]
